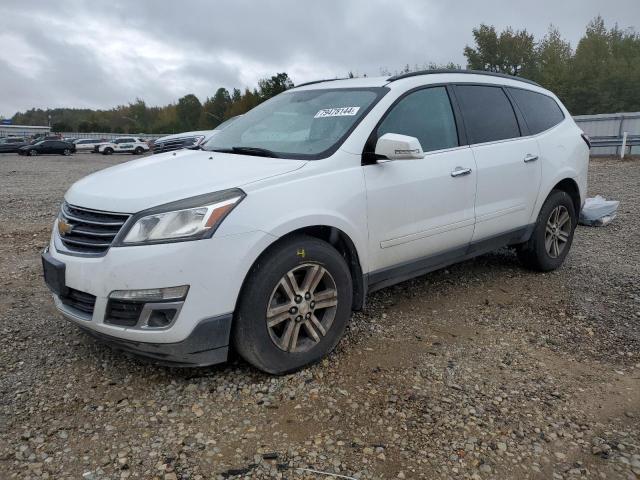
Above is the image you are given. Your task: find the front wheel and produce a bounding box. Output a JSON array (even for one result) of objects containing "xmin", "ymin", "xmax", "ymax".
[
  {"xmin": 102, "ymin": 147, "xmax": 113, "ymax": 155},
  {"xmin": 517, "ymin": 189, "xmax": 576, "ymax": 271},
  {"xmin": 133, "ymin": 147, "xmax": 144, "ymax": 155},
  {"xmin": 28, "ymin": 149, "xmax": 38, "ymax": 156},
  {"xmin": 62, "ymin": 149, "xmax": 71, "ymax": 156},
  {"xmin": 233, "ymin": 235, "xmax": 353, "ymax": 374}
]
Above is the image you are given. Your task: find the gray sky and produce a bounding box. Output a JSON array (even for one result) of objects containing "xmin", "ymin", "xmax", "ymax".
[{"xmin": 0, "ymin": 0, "xmax": 638, "ymax": 118}]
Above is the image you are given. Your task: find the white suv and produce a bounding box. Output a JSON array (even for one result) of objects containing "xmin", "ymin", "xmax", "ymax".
[
  {"xmin": 43, "ymin": 71, "xmax": 589, "ymax": 374},
  {"xmin": 98, "ymin": 137, "xmax": 150, "ymax": 155}
]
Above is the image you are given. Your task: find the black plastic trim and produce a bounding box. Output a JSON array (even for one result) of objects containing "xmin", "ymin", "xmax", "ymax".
[
  {"xmin": 294, "ymin": 78, "xmax": 350, "ymax": 88},
  {"xmin": 366, "ymin": 225, "xmax": 534, "ymax": 292},
  {"xmin": 76, "ymin": 313, "xmax": 233, "ymax": 367},
  {"xmin": 387, "ymin": 69, "xmax": 541, "ymax": 87}
]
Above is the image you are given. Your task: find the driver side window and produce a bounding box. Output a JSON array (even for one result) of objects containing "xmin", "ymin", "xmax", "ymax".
[{"xmin": 377, "ymin": 86, "xmax": 459, "ymax": 153}]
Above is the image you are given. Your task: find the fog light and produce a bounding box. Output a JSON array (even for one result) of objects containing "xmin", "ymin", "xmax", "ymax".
[
  {"xmin": 109, "ymin": 285, "xmax": 189, "ymax": 302},
  {"xmin": 147, "ymin": 309, "xmax": 177, "ymax": 328}
]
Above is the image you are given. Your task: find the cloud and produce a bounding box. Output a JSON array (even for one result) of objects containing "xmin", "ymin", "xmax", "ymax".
[{"xmin": 0, "ymin": 0, "xmax": 637, "ymax": 117}]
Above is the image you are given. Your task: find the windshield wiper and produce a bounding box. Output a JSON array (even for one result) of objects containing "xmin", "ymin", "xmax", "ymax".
[{"xmin": 211, "ymin": 146, "xmax": 279, "ymax": 158}]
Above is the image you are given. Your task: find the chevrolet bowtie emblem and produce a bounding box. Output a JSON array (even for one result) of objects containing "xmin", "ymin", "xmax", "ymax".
[{"xmin": 58, "ymin": 218, "xmax": 73, "ymax": 236}]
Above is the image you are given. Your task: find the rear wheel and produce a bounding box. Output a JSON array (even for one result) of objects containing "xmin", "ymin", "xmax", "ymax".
[
  {"xmin": 517, "ymin": 189, "xmax": 576, "ymax": 271},
  {"xmin": 134, "ymin": 147, "xmax": 144, "ymax": 155},
  {"xmin": 233, "ymin": 235, "xmax": 353, "ymax": 374},
  {"xmin": 62, "ymin": 149, "xmax": 71, "ymax": 156}
]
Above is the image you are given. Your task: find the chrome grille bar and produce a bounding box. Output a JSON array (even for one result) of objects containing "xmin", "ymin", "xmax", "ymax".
[{"xmin": 58, "ymin": 202, "xmax": 130, "ymax": 254}]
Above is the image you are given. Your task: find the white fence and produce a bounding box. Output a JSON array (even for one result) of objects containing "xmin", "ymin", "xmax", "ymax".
[{"xmin": 574, "ymin": 112, "xmax": 640, "ymax": 156}]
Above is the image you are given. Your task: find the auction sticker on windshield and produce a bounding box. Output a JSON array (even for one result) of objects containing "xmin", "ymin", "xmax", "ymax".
[{"xmin": 314, "ymin": 107, "xmax": 361, "ymax": 118}]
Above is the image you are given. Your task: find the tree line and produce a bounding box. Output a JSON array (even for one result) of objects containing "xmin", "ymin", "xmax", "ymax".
[
  {"xmin": 9, "ymin": 16, "xmax": 638, "ymax": 133},
  {"xmin": 11, "ymin": 73, "xmax": 294, "ymax": 134}
]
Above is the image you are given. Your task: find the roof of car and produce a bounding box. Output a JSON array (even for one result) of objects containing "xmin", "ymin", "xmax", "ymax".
[{"xmin": 293, "ymin": 69, "xmax": 542, "ymax": 91}]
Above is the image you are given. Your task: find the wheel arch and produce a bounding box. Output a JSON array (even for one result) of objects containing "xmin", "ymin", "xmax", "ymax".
[
  {"xmin": 236, "ymin": 225, "xmax": 366, "ymax": 313},
  {"xmin": 551, "ymin": 177, "xmax": 581, "ymax": 219}
]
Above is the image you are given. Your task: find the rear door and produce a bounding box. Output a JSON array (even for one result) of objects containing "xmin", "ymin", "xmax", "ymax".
[
  {"xmin": 41, "ymin": 141, "xmax": 56, "ymax": 154},
  {"xmin": 454, "ymin": 84, "xmax": 541, "ymax": 243},
  {"xmin": 364, "ymin": 86, "xmax": 477, "ymax": 275}
]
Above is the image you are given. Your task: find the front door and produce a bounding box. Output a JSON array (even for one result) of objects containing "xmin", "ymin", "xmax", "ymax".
[{"xmin": 363, "ymin": 86, "xmax": 477, "ymax": 279}]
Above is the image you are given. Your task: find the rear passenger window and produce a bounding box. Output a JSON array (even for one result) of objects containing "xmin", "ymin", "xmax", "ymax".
[
  {"xmin": 377, "ymin": 86, "xmax": 458, "ymax": 153},
  {"xmin": 508, "ymin": 88, "xmax": 564, "ymax": 134},
  {"xmin": 455, "ymin": 85, "xmax": 520, "ymax": 144}
]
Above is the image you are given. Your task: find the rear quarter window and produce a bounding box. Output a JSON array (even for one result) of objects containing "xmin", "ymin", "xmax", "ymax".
[
  {"xmin": 454, "ymin": 85, "xmax": 520, "ymax": 144},
  {"xmin": 508, "ymin": 88, "xmax": 565, "ymax": 134}
]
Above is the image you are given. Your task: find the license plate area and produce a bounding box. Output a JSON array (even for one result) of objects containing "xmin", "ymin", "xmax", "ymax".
[{"xmin": 42, "ymin": 251, "xmax": 67, "ymax": 296}]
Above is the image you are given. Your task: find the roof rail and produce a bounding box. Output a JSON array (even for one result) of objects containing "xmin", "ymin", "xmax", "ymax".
[
  {"xmin": 294, "ymin": 77, "xmax": 350, "ymax": 88},
  {"xmin": 386, "ymin": 69, "xmax": 540, "ymax": 87}
]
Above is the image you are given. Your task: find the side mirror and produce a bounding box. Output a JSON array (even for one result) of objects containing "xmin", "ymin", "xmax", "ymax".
[{"xmin": 374, "ymin": 133, "xmax": 424, "ymax": 160}]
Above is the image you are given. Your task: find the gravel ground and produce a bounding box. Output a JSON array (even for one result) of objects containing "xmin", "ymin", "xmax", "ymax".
[{"xmin": 0, "ymin": 152, "xmax": 638, "ymax": 480}]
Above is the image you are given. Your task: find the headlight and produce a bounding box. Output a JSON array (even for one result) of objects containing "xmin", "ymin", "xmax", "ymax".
[{"xmin": 118, "ymin": 189, "xmax": 245, "ymax": 245}]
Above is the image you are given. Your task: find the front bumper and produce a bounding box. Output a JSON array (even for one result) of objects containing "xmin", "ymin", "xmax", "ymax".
[
  {"xmin": 76, "ymin": 313, "xmax": 233, "ymax": 367},
  {"xmin": 46, "ymin": 226, "xmax": 275, "ymax": 361}
]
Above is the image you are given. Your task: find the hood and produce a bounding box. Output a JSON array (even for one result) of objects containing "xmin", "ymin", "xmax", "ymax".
[{"xmin": 65, "ymin": 149, "xmax": 306, "ymax": 212}]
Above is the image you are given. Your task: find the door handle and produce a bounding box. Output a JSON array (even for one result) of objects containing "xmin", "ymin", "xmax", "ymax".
[
  {"xmin": 524, "ymin": 154, "xmax": 539, "ymax": 163},
  {"xmin": 450, "ymin": 167, "xmax": 472, "ymax": 177}
]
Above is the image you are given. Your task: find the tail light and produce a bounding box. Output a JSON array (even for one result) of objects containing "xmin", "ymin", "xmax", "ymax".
[{"xmin": 581, "ymin": 133, "xmax": 591, "ymax": 149}]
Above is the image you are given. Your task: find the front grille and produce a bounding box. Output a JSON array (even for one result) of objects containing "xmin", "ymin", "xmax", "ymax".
[
  {"xmin": 105, "ymin": 300, "xmax": 144, "ymax": 327},
  {"xmin": 59, "ymin": 203, "xmax": 130, "ymax": 255},
  {"xmin": 153, "ymin": 137, "xmax": 198, "ymax": 154},
  {"xmin": 59, "ymin": 288, "xmax": 96, "ymax": 315}
]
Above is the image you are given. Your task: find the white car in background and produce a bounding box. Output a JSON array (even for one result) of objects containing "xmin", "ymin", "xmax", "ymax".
[
  {"xmin": 152, "ymin": 116, "xmax": 240, "ymax": 154},
  {"xmin": 98, "ymin": 137, "xmax": 150, "ymax": 155},
  {"xmin": 74, "ymin": 138, "xmax": 109, "ymax": 152}
]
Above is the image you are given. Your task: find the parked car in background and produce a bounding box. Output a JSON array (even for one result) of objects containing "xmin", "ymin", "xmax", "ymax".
[
  {"xmin": 0, "ymin": 137, "xmax": 30, "ymax": 153},
  {"xmin": 98, "ymin": 137, "xmax": 150, "ymax": 155},
  {"xmin": 152, "ymin": 130, "xmax": 211, "ymax": 154},
  {"xmin": 32, "ymin": 134, "xmax": 62, "ymax": 142},
  {"xmin": 18, "ymin": 140, "xmax": 76, "ymax": 156},
  {"xmin": 152, "ymin": 116, "xmax": 240, "ymax": 154},
  {"xmin": 74, "ymin": 138, "xmax": 108, "ymax": 152},
  {"xmin": 43, "ymin": 71, "xmax": 588, "ymax": 374}
]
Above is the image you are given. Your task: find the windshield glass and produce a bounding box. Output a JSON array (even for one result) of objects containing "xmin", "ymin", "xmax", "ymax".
[{"xmin": 202, "ymin": 87, "xmax": 386, "ymax": 159}]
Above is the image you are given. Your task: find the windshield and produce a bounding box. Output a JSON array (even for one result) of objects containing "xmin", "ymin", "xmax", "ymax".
[{"xmin": 202, "ymin": 87, "xmax": 386, "ymax": 159}]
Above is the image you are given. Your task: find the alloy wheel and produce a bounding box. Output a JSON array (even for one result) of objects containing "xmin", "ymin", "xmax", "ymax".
[
  {"xmin": 266, "ymin": 263, "xmax": 338, "ymax": 353},
  {"xmin": 545, "ymin": 205, "xmax": 571, "ymax": 258}
]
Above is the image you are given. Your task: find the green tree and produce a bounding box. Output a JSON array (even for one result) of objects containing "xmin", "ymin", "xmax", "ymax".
[
  {"xmin": 176, "ymin": 94, "xmax": 202, "ymax": 131},
  {"xmin": 534, "ymin": 26, "xmax": 573, "ymax": 101},
  {"xmin": 257, "ymin": 73, "xmax": 294, "ymax": 101},
  {"xmin": 227, "ymin": 88, "xmax": 261, "ymax": 117},
  {"xmin": 200, "ymin": 88, "xmax": 231, "ymax": 128},
  {"xmin": 464, "ymin": 24, "xmax": 536, "ymax": 76}
]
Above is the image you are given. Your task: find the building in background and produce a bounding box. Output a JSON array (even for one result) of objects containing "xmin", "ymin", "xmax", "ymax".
[{"xmin": 0, "ymin": 124, "xmax": 51, "ymax": 138}]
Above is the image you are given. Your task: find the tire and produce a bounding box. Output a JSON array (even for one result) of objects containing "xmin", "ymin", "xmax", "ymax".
[
  {"xmin": 102, "ymin": 148, "xmax": 113, "ymax": 155},
  {"xmin": 62, "ymin": 149, "xmax": 71, "ymax": 156},
  {"xmin": 134, "ymin": 147, "xmax": 144, "ymax": 155},
  {"xmin": 233, "ymin": 235, "xmax": 353, "ymax": 374},
  {"xmin": 517, "ymin": 189, "xmax": 576, "ymax": 271},
  {"xmin": 28, "ymin": 149, "xmax": 37, "ymax": 156}
]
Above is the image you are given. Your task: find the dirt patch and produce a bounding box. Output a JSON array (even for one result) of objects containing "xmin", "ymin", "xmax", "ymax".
[{"xmin": 0, "ymin": 153, "xmax": 639, "ymax": 479}]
